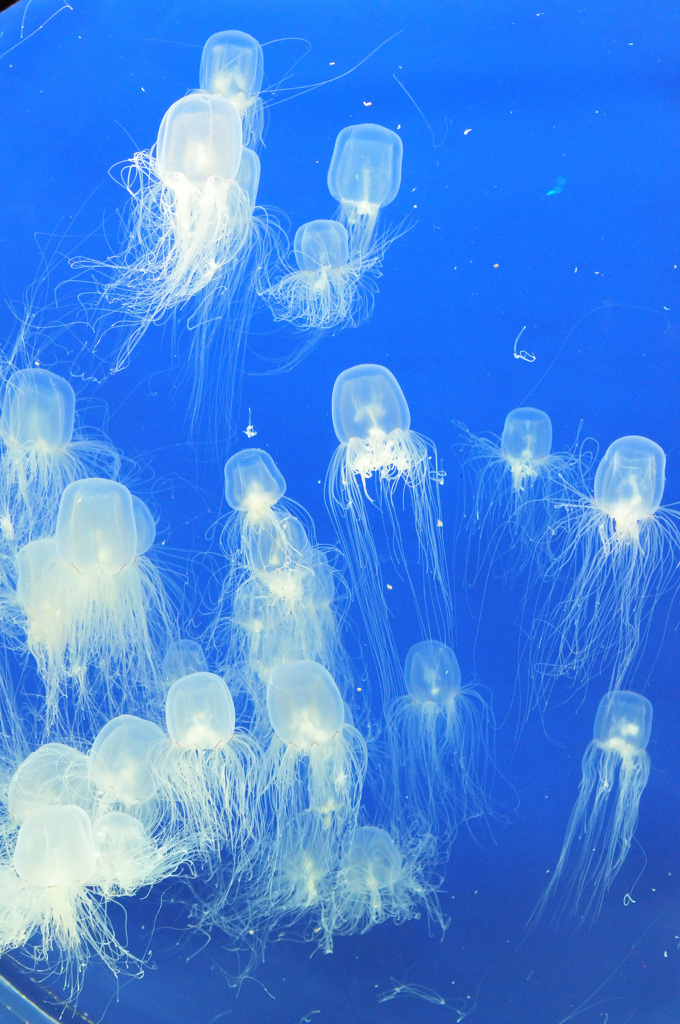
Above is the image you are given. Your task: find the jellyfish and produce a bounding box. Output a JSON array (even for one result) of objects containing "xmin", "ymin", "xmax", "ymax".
[
  {"xmin": 7, "ymin": 743, "xmax": 95, "ymax": 824},
  {"xmin": 150, "ymin": 671, "xmax": 259, "ymax": 859},
  {"xmin": 531, "ymin": 690, "xmax": 653, "ymax": 926},
  {"xmin": 326, "ymin": 364, "xmax": 452, "ymax": 702},
  {"xmin": 162, "ymin": 637, "xmax": 209, "ymax": 686},
  {"xmin": 89, "ymin": 714, "xmax": 165, "ymax": 818},
  {"xmin": 0, "ymin": 367, "xmax": 119, "ymax": 562},
  {"xmin": 327, "ymin": 123, "xmax": 403, "ymax": 256},
  {"xmin": 328, "ymin": 825, "xmax": 445, "ymax": 937},
  {"xmin": 199, "ymin": 30, "xmax": 265, "ymax": 148},
  {"xmin": 15, "ymin": 479, "xmax": 174, "ymax": 723},
  {"xmin": 456, "ymin": 407, "xmax": 582, "ymax": 582},
  {"xmin": 262, "ymin": 660, "xmax": 366, "ymax": 847},
  {"xmin": 0, "ymin": 803, "xmax": 142, "ymax": 991},
  {"xmin": 532, "ymin": 435, "xmax": 679, "ymax": 701},
  {"xmin": 386, "ymin": 639, "xmax": 495, "ymax": 841}
]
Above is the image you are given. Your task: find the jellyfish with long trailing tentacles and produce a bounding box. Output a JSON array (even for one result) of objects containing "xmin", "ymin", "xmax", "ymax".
[
  {"xmin": 325, "ymin": 363, "xmax": 452, "ymax": 703},
  {"xmin": 14, "ymin": 479, "xmax": 174, "ymax": 724},
  {"xmin": 0, "ymin": 367, "xmax": 119, "ymax": 564},
  {"xmin": 455, "ymin": 406, "xmax": 583, "ymax": 583},
  {"xmin": 530, "ymin": 690, "xmax": 652, "ymax": 927},
  {"xmin": 385, "ymin": 639, "xmax": 495, "ymax": 842},
  {"xmin": 531, "ymin": 435, "xmax": 680, "ymax": 705}
]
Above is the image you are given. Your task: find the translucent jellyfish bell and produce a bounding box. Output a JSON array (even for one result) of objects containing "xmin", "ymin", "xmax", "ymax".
[
  {"xmin": 165, "ymin": 672, "xmax": 236, "ymax": 749},
  {"xmin": 162, "ymin": 639, "xmax": 209, "ymax": 686},
  {"xmin": 89, "ymin": 715, "xmax": 165, "ymax": 807},
  {"xmin": 90, "ymin": 810, "xmax": 161, "ymax": 894},
  {"xmin": 501, "ymin": 407, "xmax": 553, "ymax": 490},
  {"xmin": 156, "ymin": 93, "xmax": 243, "ymax": 186},
  {"xmin": 331, "ymin": 363, "xmax": 410, "ymax": 444},
  {"xmin": 13, "ymin": 805, "xmax": 96, "ymax": 887},
  {"xmin": 200, "ymin": 31, "xmax": 264, "ymax": 121},
  {"xmin": 532, "ymin": 689, "xmax": 653, "ymax": 926},
  {"xmin": 56, "ymin": 478, "xmax": 138, "ymax": 574},
  {"xmin": 342, "ymin": 825, "xmax": 402, "ymax": 891},
  {"xmin": 8, "ymin": 743, "xmax": 94, "ymax": 824},
  {"xmin": 132, "ymin": 495, "xmax": 156, "ymax": 556},
  {"xmin": 594, "ymin": 436, "xmax": 665, "ymax": 528},
  {"xmin": 328, "ymin": 124, "xmax": 403, "ymax": 215},
  {"xmin": 0, "ymin": 368, "xmax": 75, "ymax": 451},
  {"xmin": 294, "ymin": 220, "xmax": 349, "ymax": 273},
  {"xmin": 267, "ymin": 660, "xmax": 344, "ymax": 750},
  {"xmin": 224, "ymin": 448, "xmax": 286, "ymax": 515},
  {"xmin": 404, "ymin": 639, "xmax": 461, "ymax": 705},
  {"xmin": 235, "ymin": 146, "xmax": 260, "ymax": 209}
]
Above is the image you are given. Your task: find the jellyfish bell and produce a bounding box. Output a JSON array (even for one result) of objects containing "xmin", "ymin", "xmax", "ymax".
[
  {"xmin": 593, "ymin": 435, "xmax": 665, "ymax": 542},
  {"xmin": 89, "ymin": 714, "xmax": 165, "ymax": 811},
  {"xmin": 0, "ymin": 368, "xmax": 75, "ymax": 454},
  {"xmin": 267, "ymin": 659, "xmax": 344, "ymax": 751},
  {"xmin": 326, "ymin": 364, "xmax": 451, "ymax": 704},
  {"xmin": 162, "ymin": 638, "xmax": 209, "ymax": 687},
  {"xmin": 327, "ymin": 123, "xmax": 403, "ymax": 253},
  {"xmin": 199, "ymin": 30, "xmax": 265, "ymax": 147},
  {"xmin": 531, "ymin": 690, "xmax": 653, "ymax": 926},
  {"xmin": 90, "ymin": 810, "xmax": 165, "ymax": 895},
  {"xmin": 224, "ymin": 447, "xmax": 286, "ymax": 519},
  {"xmin": 8, "ymin": 743, "xmax": 95, "ymax": 824},
  {"xmin": 500, "ymin": 407, "xmax": 553, "ymax": 492}
]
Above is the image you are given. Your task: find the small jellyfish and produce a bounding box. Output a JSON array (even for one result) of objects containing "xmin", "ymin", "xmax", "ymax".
[
  {"xmin": 200, "ymin": 30, "xmax": 265, "ymax": 148},
  {"xmin": 456, "ymin": 407, "xmax": 580, "ymax": 582},
  {"xmin": 531, "ymin": 690, "xmax": 652, "ymax": 926},
  {"xmin": 327, "ymin": 123, "xmax": 403, "ymax": 256},
  {"xmin": 326, "ymin": 364, "xmax": 452, "ymax": 702},
  {"xmin": 262, "ymin": 660, "xmax": 366, "ymax": 844},
  {"xmin": 0, "ymin": 804, "xmax": 139, "ymax": 990},
  {"xmin": 532, "ymin": 435, "xmax": 679, "ymax": 699},
  {"xmin": 150, "ymin": 671, "xmax": 259, "ymax": 858},
  {"xmin": 15, "ymin": 480, "xmax": 174, "ymax": 721},
  {"xmin": 386, "ymin": 640, "xmax": 494, "ymax": 840},
  {"xmin": 89, "ymin": 714, "xmax": 165, "ymax": 819},
  {"xmin": 89, "ymin": 809, "xmax": 172, "ymax": 897},
  {"xmin": 328, "ymin": 825, "xmax": 445, "ymax": 937},
  {"xmin": 162, "ymin": 638, "xmax": 209, "ymax": 686},
  {"xmin": 0, "ymin": 367, "xmax": 119, "ymax": 559}
]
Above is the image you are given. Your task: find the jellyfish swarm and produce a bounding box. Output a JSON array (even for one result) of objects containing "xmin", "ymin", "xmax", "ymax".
[
  {"xmin": 456, "ymin": 407, "xmax": 578, "ymax": 582},
  {"xmin": 200, "ymin": 30, "xmax": 264, "ymax": 149},
  {"xmin": 532, "ymin": 690, "xmax": 652, "ymax": 926},
  {"xmin": 326, "ymin": 364, "xmax": 452, "ymax": 702},
  {"xmin": 150, "ymin": 672, "xmax": 259, "ymax": 860},
  {"xmin": 328, "ymin": 826, "xmax": 445, "ymax": 937},
  {"xmin": 0, "ymin": 368, "xmax": 119, "ymax": 561},
  {"xmin": 213, "ymin": 449, "xmax": 348, "ymax": 728},
  {"xmin": 15, "ymin": 478, "xmax": 173, "ymax": 722},
  {"xmin": 532, "ymin": 436, "xmax": 679, "ymax": 699},
  {"xmin": 386, "ymin": 640, "xmax": 494, "ymax": 841}
]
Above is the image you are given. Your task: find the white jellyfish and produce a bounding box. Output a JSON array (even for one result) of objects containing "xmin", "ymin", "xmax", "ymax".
[
  {"xmin": 150, "ymin": 671, "xmax": 259, "ymax": 859},
  {"xmin": 386, "ymin": 639, "xmax": 495, "ymax": 841},
  {"xmin": 326, "ymin": 363, "xmax": 452, "ymax": 702},
  {"xmin": 532, "ymin": 435, "xmax": 679, "ymax": 701},
  {"xmin": 0, "ymin": 367, "xmax": 119, "ymax": 561},
  {"xmin": 456, "ymin": 407, "xmax": 582, "ymax": 582},
  {"xmin": 328, "ymin": 825, "xmax": 445, "ymax": 937},
  {"xmin": 531, "ymin": 690, "xmax": 653, "ymax": 926},
  {"xmin": 15, "ymin": 479, "xmax": 174, "ymax": 722},
  {"xmin": 200, "ymin": 30, "xmax": 265, "ymax": 149},
  {"xmin": 162, "ymin": 637, "xmax": 209, "ymax": 686}
]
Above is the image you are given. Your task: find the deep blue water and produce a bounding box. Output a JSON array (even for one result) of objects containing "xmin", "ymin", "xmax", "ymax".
[{"xmin": 0, "ymin": 1, "xmax": 679, "ymax": 1021}]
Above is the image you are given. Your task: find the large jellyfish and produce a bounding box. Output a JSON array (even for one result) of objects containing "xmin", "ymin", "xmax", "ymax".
[
  {"xmin": 328, "ymin": 825, "xmax": 445, "ymax": 937},
  {"xmin": 0, "ymin": 367, "xmax": 119, "ymax": 562},
  {"xmin": 456, "ymin": 407, "xmax": 581, "ymax": 582},
  {"xmin": 531, "ymin": 690, "xmax": 652, "ymax": 926},
  {"xmin": 326, "ymin": 363, "xmax": 451, "ymax": 702},
  {"xmin": 14, "ymin": 478, "xmax": 174, "ymax": 722},
  {"xmin": 259, "ymin": 124, "xmax": 404, "ymax": 358},
  {"xmin": 200, "ymin": 30, "xmax": 265, "ymax": 149},
  {"xmin": 532, "ymin": 435, "xmax": 679, "ymax": 701},
  {"xmin": 150, "ymin": 671, "xmax": 259, "ymax": 859},
  {"xmin": 385, "ymin": 639, "xmax": 494, "ymax": 841}
]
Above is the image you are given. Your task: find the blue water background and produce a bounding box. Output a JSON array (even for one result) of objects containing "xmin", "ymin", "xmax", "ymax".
[{"xmin": 0, "ymin": 1, "xmax": 679, "ymax": 1021}]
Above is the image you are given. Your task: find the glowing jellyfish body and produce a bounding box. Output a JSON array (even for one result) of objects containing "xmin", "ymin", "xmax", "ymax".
[
  {"xmin": 532, "ymin": 690, "xmax": 652, "ymax": 925},
  {"xmin": 326, "ymin": 364, "xmax": 452, "ymax": 702},
  {"xmin": 327, "ymin": 123, "xmax": 403, "ymax": 255},
  {"xmin": 0, "ymin": 368, "xmax": 119, "ymax": 560},
  {"xmin": 15, "ymin": 479, "xmax": 173, "ymax": 721},
  {"xmin": 7, "ymin": 743, "xmax": 95, "ymax": 823},
  {"xmin": 0, "ymin": 803, "xmax": 138, "ymax": 989},
  {"xmin": 200, "ymin": 30, "xmax": 264, "ymax": 148},
  {"xmin": 151, "ymin": 672, "xmax": 259, "ymax": 858},
  {"xmin": 533, "ymin": 436, "xmax": 678, "ymax": 699},
  {"xmin": 386, "ymin": 640, "xmax": 494, "ymax": 841},
  {"xmin": 328, "ymin": 826, "xmax": 444, "ymax": 937}
]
